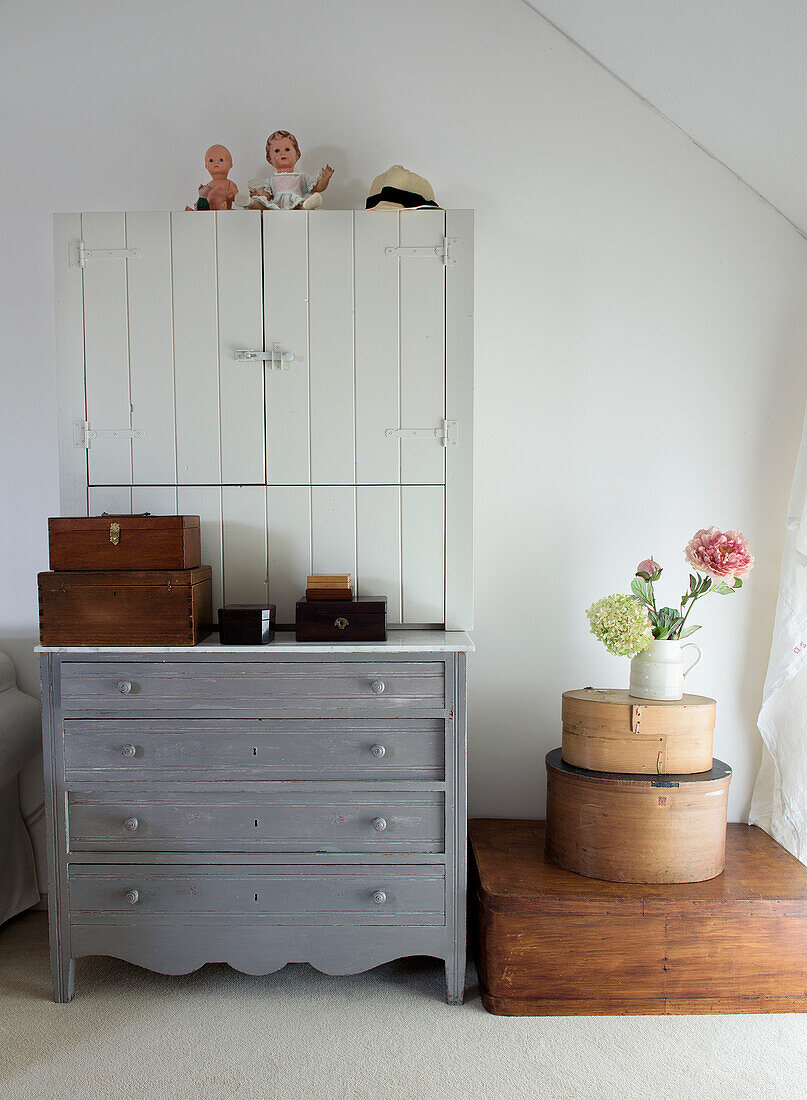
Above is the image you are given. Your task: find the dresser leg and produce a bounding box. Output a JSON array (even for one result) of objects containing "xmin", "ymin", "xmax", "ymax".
[
  {"xmin": 53, "ymin": 957, "xmax": 75, "ymax": 1003},
  {"xmin": 445, "ymin": 952, "xmax": 465, "ymax": 1005}
]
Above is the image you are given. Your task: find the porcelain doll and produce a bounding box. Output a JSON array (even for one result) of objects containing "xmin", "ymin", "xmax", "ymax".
[
  {"xmin": 186, "ymin": 144, "xmax": 239, "ymax": 211},
  {"xmin": 242, "ymin": 130, "xmax": 334, "ymax": 210}
]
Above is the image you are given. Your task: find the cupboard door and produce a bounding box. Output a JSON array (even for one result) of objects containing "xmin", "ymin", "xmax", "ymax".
[
  {"xmin": 399, "ymin": 210, "xmax": 446, "ymax": 486},
  {"xmin": 264, "ymin": 215, "xmax": 310, "ymax": 485},
  {"xmin": 82, "ymin": 213, "xmax": 132, "ymax": 487}
]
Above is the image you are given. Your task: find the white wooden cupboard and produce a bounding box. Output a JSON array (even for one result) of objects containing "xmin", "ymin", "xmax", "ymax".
[{"xmin": 53, "ymin": 210, "xmax": 473, "ymax": 629}]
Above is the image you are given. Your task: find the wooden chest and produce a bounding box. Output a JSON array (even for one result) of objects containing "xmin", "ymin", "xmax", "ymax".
[
  {"xmin": 48, "ymin": 515, "xmax": 201, "ymax": 572},
  {"xmin": 562, "ymin": 689, "xmax": 715, "ymax": 774},
  {"xmin": 546, "ymin": 749, "xmax": 730, "ymax": 883},
  {"xmin": 38, "ymin": 567, "xmax": 212, "ymax": 646},
  {"xmin": 471, "ymin": 819, "xmax": 807, "ymax": 1016},
  {"xmin": 218, "ymin": 604, "xmax": 276, "ymax": 645},
  {"xmin": 296, "ymin": 598, "xmax": 387, "ymax": 642}
]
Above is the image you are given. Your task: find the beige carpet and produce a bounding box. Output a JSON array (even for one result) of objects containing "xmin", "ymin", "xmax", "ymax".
[{"xmin": 1, "ymin": 912, "xmax": 806, "ymax": 1100}]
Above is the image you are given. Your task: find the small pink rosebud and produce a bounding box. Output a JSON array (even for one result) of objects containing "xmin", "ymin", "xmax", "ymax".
[{"xmin": 636, "ymin": 558, "xmax": 661, "ymax": 577}]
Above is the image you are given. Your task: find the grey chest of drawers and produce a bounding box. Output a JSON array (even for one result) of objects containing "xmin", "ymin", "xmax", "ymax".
[{"xmin": 39, "ymin": 632, "xmax": 472, "ymax": 1004}]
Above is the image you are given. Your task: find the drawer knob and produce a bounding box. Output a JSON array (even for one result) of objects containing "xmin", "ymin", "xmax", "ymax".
[
  {"xmin": 370, "ymin": 680, "xmax": 386, "ymax": 695},
  {"xmin": 124, "ymin": 889, "xmax": 139, "ymax": 905},
  {"xmin": 372, "ymin": 890, "xmax": 387, "ymax": 905},
  {"xmin": 121, "ymin": 743, "xmax": 136, "ymax": 759},
  {"xmin": 124, "ymin": 817, "xmax": 139, "ymax": 833},
  {"xmin": 117, "ymin": 680, "xmax": 133, "ymax": 695},
  {"xmin": 372, "ymin": 816, "xmax": 387, "ymax": 832},
  {"xmin": 371, "ymin": 743, "xmax": 386, "ymax": 758}
]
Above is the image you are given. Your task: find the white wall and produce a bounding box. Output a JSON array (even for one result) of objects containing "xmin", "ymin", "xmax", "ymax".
[{"xmin": 2, "ymin": 0, "xmax": 806, "ymax": 821}]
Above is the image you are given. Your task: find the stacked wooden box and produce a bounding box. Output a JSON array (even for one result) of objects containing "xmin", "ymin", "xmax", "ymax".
[
  {"xmin": 546, "ymin": 689, "xmax": 731, "ymax": 883},
  {"xmin": 38, "ymin": 515, "xmax": 212, "ymax": 646}
]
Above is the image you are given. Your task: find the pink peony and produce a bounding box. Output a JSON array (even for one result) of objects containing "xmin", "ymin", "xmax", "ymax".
[
  {"xmin": 684, "ymin": 527, "xmax": 754, "ymax": 583},
  {"xmin": 636, "ymin": 558, "xmax": 661, "ymax": 576}
]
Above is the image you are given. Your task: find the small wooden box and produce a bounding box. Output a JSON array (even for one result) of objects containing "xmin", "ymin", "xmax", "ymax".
[
  {"xmin": 295, "ymin": 597, "xmax": 387, "ymax": 642},
  {"xmin": 562, "ymin": 689, "xmax": 715, "ymax": 774},
  {"xmin": 38, "ymin": 567, "xmax": 212, "ymax": 646},
  {"xmin": 218, "ymin": 604, "xmax": 276, "ymax": 645},
  {"xmin": 546, "ymin": 749, "xmax": 731, "ymax": 883},
  {"xmin": 471, "ymin": 819, "xmax": 807, "ymax": 1016},
  {"xmin": 48, "ymin": 515, "xmax": 201, "ymax": 572}
]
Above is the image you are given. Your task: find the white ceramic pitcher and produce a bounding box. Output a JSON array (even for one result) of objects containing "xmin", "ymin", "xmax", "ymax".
[{"xmin": 628, "ymin": 639, "xmax": 702, "ymax": 701}]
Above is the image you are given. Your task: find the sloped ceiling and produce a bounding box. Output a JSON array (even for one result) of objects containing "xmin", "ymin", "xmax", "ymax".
[{"xmin": 524, "ymin": 0, "xmax": 807, "ymax": 236}]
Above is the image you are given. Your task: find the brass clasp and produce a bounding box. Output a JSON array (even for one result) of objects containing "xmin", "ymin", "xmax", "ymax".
[{"xmin": 109, "ymin": 522, "xmax": 121, "ymax": 546}]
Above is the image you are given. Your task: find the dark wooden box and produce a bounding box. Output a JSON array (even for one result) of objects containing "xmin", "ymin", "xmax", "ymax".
[
  {"xmin": 38, "ymin": 567, "xmax": 212, "ymax": 646},
  {"xmin": 471, "ymin": 819, "xmax": 807, "ymax": 1016},
  {"xmin": 218, "ymin": 604, "xmax": 276, "ymax": 645},
  {"xmin": 48, "ymin": 515, "xmax": 201, "ymax": 572},
  {"xmin": 295, "ymin": 597, "xmax": 387, "ymax": 642}
]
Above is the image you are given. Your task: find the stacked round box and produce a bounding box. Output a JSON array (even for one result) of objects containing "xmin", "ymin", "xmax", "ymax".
[{"xmin": 545, "ymin": 689, "xmax": 731, "ymax": 883}]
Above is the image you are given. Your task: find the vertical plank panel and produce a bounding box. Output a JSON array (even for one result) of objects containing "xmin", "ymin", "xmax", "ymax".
[
  {"xmin": 399, "ymin": 210, "xmax": 446, "ymax": 485},
  {"xmin": 53, "ymin": 214, "xmax": 88, "ymax": 515},
  {"xmin": 356, "ymin": 486, "xmax": 401, "ymax": 624},
  {"xmin": 309, "ymin": 212, "xmax": 355, "ymax": 484},
  {"xmin": 354, "ymin": 212, "xmax": 399, "ymax": 484},
  {"xmin": 177, "ymin": 486, "xmax": 223, "ymax": 613},
  {"xmin": 267, "ymin": 486, "xmax": 312, "ymax": 625},
  {"xmin": 88, "ymin": 487, "xmax": 132, "ymax": 515},
  {"xmin": 401, "ymin": 486, "xmax": 444, "ymax": 624},
  {"xmin": 444, "ymin": 210, "xmax": 474, "ymax": 630},
  {"xmin": 171, "ymin": 213, "xmax": 221, "ymax": 485},
  {"xmin": 311, "ymin": 486, "xmax": 356, "ymax": 580},
  {"xmin": 82, "ymin": 213, "xmax": 132, "ymax": 486},
  {"xmin": 264, "ymin": 213, "xmax": 309, "ymax": 485},
  {"xmin": 222, "ymin": 486, "xmax": 268, "ymax": 605},
  {"xmin": 131, "ymin": 486, "xmax": 178, "ymax": 516},
  {"xmin": 217, "ymin": 213, "xmax": 265, "ymax": 484},
  {"xmin": 125, "ymin": 212, "xmax": 176, "ymax": 485}
]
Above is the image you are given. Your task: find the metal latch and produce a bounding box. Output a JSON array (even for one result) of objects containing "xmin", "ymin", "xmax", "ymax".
[
  {"xmin": 82, "ymin": 422, "xmax": 146, "ymax": 449},
  {"xmin": 385, "ymin": 419, "xmax": 457, "ymax": 447},
  {"xmin": 234, "ymin": 344, "xmax": 295, "ymax": 369},
  {"xmin": 109, "ymin": 522, "xmax": 120, "ymax": 546},
  {"xmin": 385, "ymin": 237, "xmax": 458, "ymax": 266},
  {"xmin": 72, "ymin": 240, "xmax": 141, "ymax": 268}
]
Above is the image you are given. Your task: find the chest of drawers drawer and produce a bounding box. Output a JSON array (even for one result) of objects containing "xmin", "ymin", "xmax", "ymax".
[
  {"xmin": 68, "ymin": 791, "xmax": 446, "ymax": 853},
  {"xmin": 63, "ymin": 719, "xmax": 445, "ymax": 782},
  {"xmin": 68, "ymin": 864, "xmax": 446, "ymax": 926},
  {"xmin": 59, "ymin": 660, "xmax": 447, "ymax": 717}
]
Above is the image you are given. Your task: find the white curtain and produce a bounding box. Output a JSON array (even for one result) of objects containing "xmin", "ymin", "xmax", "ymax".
[{"xmin": 750, "ymin": 404, "xmax": 807, "ymax": 862}]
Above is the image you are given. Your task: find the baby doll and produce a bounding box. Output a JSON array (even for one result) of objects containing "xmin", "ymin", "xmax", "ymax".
[
  {"xmin": 186, "ymin": 145, "xmax": 239, "ymax": 211},
  {"xmin": 242, "ymin": 130, "xmax": 334, "ymax": 210}
]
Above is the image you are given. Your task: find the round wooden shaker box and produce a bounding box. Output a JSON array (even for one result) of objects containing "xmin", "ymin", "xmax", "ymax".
[
  {"xmin": 561, "ymin": 689, "xmax": 715, "ymax": 775},
  {"xmin": 545, "ymin": 749, "xmax": 731, "ymax": 883}
]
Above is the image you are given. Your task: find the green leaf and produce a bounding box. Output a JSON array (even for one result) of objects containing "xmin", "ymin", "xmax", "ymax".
[
  {"xmin": 631, "ymin": 577, "xmax": 652, "ymax": 605},
  {"xmin": 679, "ymin": 624, "xmax": 702, "ymax": 638},
  {"xmin": 636, "ymin": 571, "xmax": 652, "ymax": 582},
  {"xmin": 689, "ymin": 574, "xmax": 699, "ymax": 594},
  {"xmin": 734, "ymin": 577, "xmax": 743, "ymax": 589},
  {"xmin": 712, "ymin": 582, "xmax": 734, "ymax": 595}
]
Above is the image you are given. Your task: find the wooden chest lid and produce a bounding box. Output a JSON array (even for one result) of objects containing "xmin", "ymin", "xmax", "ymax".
[
  {"xmin": 38, "ymin": 566, "xmax": 211, "ymax": 588},
  {"xmin": 296, "ymin": 597, "xmax": 387, "ymax": 616},
  {"xmin": 562, "ymin": 688, "xmax": 715, "ymax": 735},
  {"xmin": 49, "ymin": 515, "xmax": 200, "ymax": 532}
]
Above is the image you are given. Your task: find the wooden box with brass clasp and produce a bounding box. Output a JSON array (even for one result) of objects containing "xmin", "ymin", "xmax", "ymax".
[
  {"xmin": 48, "ymin": 515, "xmax": 201, "ymax": 572},
  {"xmin": 295, "ymin": 598, "xmax": 387, "ymax": 643}
]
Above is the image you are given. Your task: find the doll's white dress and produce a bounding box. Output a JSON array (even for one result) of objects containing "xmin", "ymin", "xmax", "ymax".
[{"xmin": 248, "ymin": 171, "xmax": 320, "ymax": 210}]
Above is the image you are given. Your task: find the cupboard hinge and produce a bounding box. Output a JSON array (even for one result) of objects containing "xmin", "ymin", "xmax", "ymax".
[
  {"xmin": 81, "ymin": 421, "xmax": 146, "ymax": 449},
  {"xmin": 234, "ymin": 344, "xmax": 295, "ymax": 369},
  {"xmin": 385, "ymin": 237, "xmax": 458, "ymax": 266},
  {"xmin": 71, "ymin": 240, "xmax": 142, "ymax": 268},
  {"xmin": 385, "ymin": 419, "xmax": 457, "ymax": 447}
]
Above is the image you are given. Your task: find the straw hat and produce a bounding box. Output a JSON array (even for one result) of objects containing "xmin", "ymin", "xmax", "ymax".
[{"xmin": 365, "ymin": 165, "xmax": 439, "ymax": 210}]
